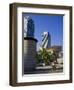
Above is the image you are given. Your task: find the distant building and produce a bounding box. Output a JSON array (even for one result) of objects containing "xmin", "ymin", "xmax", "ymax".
[
  {"xmin": 46, "ymin": 46, "xmax": 62, "ymax": 57},
  {"xmin": 57, "ymin": 51, "xmax": 63, "ymax": 64},
  {"xmin": 41, "ymin": 32, "xmax": 51, "ymax": 48},
  {"xmin": 46, "ymin": 46, "xmax": 62, "ymax": 54}
]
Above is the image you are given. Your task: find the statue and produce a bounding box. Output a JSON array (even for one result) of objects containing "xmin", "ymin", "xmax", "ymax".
[
  {"xmin": 24, "ymin": 16, "xmax": 34, "ymax": 38},
  {"xmin": 23, "ymin": 16, "xmax": 37, "ymax": 74}
]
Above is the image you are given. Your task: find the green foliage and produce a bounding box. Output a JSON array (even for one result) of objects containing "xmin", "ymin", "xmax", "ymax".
[
  {"xmin": 36, "ymin": 52, "xmax": 42, "ymax": 64},
  {"xmin": 36, "ymin": 48, "xmax": 58, "ymax": 65}
]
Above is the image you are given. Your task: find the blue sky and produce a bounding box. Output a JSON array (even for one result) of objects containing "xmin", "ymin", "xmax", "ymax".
[{"xmin": 23, "ymin": 13, "xmax": 63, "ymax": 50}]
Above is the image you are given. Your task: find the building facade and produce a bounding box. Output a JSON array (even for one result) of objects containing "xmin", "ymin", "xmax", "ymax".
[{"xmin": 41, "ymin": 32, "xmax": 51, "ymax": 48}]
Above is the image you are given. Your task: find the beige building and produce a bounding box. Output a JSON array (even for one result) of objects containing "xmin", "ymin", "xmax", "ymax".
[{"xmin": 46, "ymin": 46, "xmax": 62, "ymax": 54}]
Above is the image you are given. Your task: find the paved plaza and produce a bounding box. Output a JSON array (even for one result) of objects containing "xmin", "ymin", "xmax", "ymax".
[{"xmin": 24, "ymin": 64, "xmax": 63, "ymax": 74}]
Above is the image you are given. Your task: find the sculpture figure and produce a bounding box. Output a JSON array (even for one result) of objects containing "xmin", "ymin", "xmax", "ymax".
[{"xmin": 24, "ymin": 16, "xmax": 34, "ymax": 38}]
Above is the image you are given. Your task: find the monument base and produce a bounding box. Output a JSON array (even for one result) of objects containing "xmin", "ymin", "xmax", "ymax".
[{"xmin": 23, "ymin": 37, "xmax": 38, "ymax": 74}]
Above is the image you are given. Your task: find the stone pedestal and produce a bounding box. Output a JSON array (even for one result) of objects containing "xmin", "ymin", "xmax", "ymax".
[{"xmin": 23, "ymin": 37, "xmax": 37, "ymax": 73}]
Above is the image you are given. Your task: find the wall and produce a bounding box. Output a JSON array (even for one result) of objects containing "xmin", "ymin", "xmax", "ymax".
[{"xmin": 0, "ymin": 0, "xmax": 74, "ymax": 90}]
